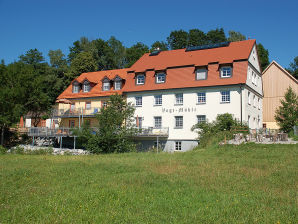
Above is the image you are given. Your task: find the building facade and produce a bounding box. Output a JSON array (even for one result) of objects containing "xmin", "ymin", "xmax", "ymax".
[
  {"xmin": 124, "ymin": 40, "xmax": 263, "ymax": 151},
  {"xmin": 262, "ymin": 61, "xmax": 298, "ymax": 129}
]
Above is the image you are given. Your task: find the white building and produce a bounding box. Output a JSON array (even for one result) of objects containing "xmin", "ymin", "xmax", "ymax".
[{"xmin": 124, "ymin": 40, "xmax": 263, "ymax": 152}]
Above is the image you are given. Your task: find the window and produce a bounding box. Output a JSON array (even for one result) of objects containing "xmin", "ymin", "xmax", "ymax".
[
  {"xmin": 248, "ymin": 67, "xmax": 251, "ymax": 80},
  {"xmin": 85, "ymin": 119, "xmax": 91, "ymax": 126},
  {"xmin": 197, "ymin": 92, "xmax": 206, "ymax": 104},
  {"xmin": 102, "ymin": 101, "xmax": 107, "ymax": 108},
  {"xmin": 73, "ymin": 84, "xmax": 80, "ymax": 93},
  {"xmin": 175, "ymin": 93, "xmax": 183, "ymax": 105},
  {"xmin": 248, "ymin": 115, "xmax": 250, "ymax": 127},
  {"xmin": 103, "ymin": 81, "xmax": 110, "ymax": 91},
  {"xmin": 83, "ymin": 81, "xmax": 90, "ymax": 93},
  {"xmin": 248, "ymin": 92, "xmax": 251, "ymax": 105},
  {"xmin": 156, "ymin": 73, "xmax": 166, "ymax": 83},
  {"xmin": 258, "ymin": 98, "xmax": 261, "ymax": 110},
  {"xmin": 175, "ymin": 141, "xmax": 182, "ymax": 151},
  {"xmin": 175, "ymin": 116, "xmax": 183, "ymax": 128},
  {"xmin": 86, "ymin": 102, "xmax": 91, "ymax": 110},
  {"xmin": 154, "ymin": 95, "xmax": 162, "ymax": 106},
  {"xmin": 136, "ymin": 74, "xmax": 145, "ymax": 85},
  {"xmin": 221, "ymin": 91, "xmax": 230, "ymax": 103},
  {"xmin": 220, "ymin": 67, "xmax": 232, "ymax": 78},
  {"xmin": 69, "ymin": 120, "xmax": 75, "ymax": 128},
  {"xmin": 254, "ymin": 74, "xmax": 257, "ymax": 86},
  {"xmin": 252, "ymin": 71, "xmax": 255, "ymax": 84},
  {"xmin": 136, "ymin": 117, "xmax": 143, "ymax": 128},
  {"xmin": 196, "ymin": 69, "xmax": 207, "ymax": 80},
  {"xmin": 70, "ymin": 103, "xmax": 75, "ymax": 111},
  {"xmin": 154, "ymin": 116, "xmax": 162, "ymax": 128},
  {"xmin": 135, "ymin": 96, "xmax": 142, "ymax": 106},
  {"xmin": 197, "ymin": 115, "xmax": 206, "ymax": 124},
  {"xmin": 114, "ymin": 80, "xmax": 122, "ymax": 90},
  {"xmin": 253, "ymin": 95, "xmax": 256, "ymax": 107}
]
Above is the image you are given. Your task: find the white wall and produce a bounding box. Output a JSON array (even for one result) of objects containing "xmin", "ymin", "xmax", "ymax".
[
  {"xmin": 127, "ymin": 86, "xmax": 243, "ymax": 140},
  {"xmin": 25, "ymin": 119, "xmax": 31, "ymax": 128}
]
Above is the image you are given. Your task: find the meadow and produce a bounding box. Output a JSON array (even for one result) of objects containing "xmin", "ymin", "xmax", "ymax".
[{"xmin": 0, "ymin": 144, "xmax": 297, "ymax": 223}]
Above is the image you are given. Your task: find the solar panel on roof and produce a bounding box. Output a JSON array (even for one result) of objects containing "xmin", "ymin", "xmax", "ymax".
[
  {"xmin": 185, "ymin": 41, "xmax": 230, "ymax": 52},
  {"xmin": 149, "ymin": 50, "xmax": 161, "ymax": 56}
]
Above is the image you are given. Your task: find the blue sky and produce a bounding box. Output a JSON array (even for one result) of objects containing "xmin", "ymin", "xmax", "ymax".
[{"xmin": 0, "ymin": 0, "xmax": 297, "ymax": 68}]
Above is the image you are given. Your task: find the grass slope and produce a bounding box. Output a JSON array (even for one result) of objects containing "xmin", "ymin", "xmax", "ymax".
[{"xmin": 0, "ymin": 144, "xmax": 297, "ymax": 223}]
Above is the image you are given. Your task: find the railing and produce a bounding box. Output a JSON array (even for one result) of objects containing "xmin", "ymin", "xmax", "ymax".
[
  {"xmin": 28, "ymin": 127, "xmax": 75, "ymax": 137},
  {"xmin": 135, "ymin": 126, "xmax": 169, "ymax": 137},
  {"xmin": 52, "ymin": 107, "xmax": 101, "ymax": 117}
]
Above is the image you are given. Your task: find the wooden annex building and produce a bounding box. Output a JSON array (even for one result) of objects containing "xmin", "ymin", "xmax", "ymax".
[{"xmin": 262, "ymin": 61, "xmax": 298, "ymax": 129}]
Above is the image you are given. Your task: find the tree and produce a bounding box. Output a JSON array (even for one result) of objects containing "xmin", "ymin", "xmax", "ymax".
[
  {"xmin": 227, "ymin": 30, "xmax": 246, "ymax": 42},
  {"xmin": 257, "ymin": 43, "xmax": 269, "ymax": 71},
  {"xmin": 82, "ymin": 94, "xmax": 137, "ymax": 153},
  {"xmin": 275, "ymin": 87, "xmax": 298, "ymax": 133},
  {"xmin": 188, "ymin": 29, "xmax": 207, "ymax": 47},
  {"xmin": 206, "ymin": 28, "xmax": 227, "ymax": 44},
  {"xmin": 150, "ymin": 41, "xmax": 168, "ymax": 51},
  {"xmin": 67, "ymin": 51, "xmax": 97, "ymax": 82},
  {"xmin": 107, "ymin": 36, "xmax": 127, "ymax": 68},
  {"xmin": 48, "ymin": 49, "xmax": 68, "ymax": 69},
  {"xmin": 125, "ymin": 42, "xmax": 149, "ymax": 67},
  {"xmin": 19, "ymin": 49, "xmax": 44, "ymax": 66},
  {"xmin": 167, "ymin": 30, "xmax": 188, "ymax": 50},
  {"xmin": 287, "ymin": 56, "xmax": 298, "ymax": 79}
]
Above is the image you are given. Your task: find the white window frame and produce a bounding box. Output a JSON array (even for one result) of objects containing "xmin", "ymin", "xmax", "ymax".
[
  {"xmin": 248, "ymin": 92, "xmax": 251, "ymax": 105},
  {"xmin": 135, "ymin": 96, "xmax": 142, "ymax": 107},
  {"xmin": 156, "ymin": 73, "xmax": 166, "ymax": 83},
  {"xmin": 103, "ymin": 81, "xmax": 110, "ymax": 91},
  {"xmin": 154, "ymin": 95, "xmax": 162, "ymax": 106},
  {"xmin": 197, "ymin": 115, "xmax": 206, "ymax": 124},
  {"xmin": 175, "ymin": 141, "xmax": 182, "ymax": 151},
  {"xmin": 114, "ymin": 80, "xmax": 122, "ymax": 90},
  {"xmin": 220, "ymin": 66, "xmax": 232, "ymax": 78},
  {"xmin": 175, "ymin": 93, "xmax": 183, "ymax": 105},
  {"xmin": 196, "ymin": 68, "xmax": 207, "ymax": 80},
  {"xmin": 86, "ymin": 102, "xmax": 91, "ymax": 110},
  {"xmin": 73, "ymin": 84, "xmax": 79, "ymax": 93},
  {"xmin": 175, "ymin": 116, "xmax": 183, "ymax": 129},
  {"xmin": 83, "ymin": 83, "xmax": 90, "ymax": 93},
  {"xmin": 136, "ymin": 74, "xmax": 145, "ymax": 85},
  {"xmin": 197, "ymin": 92, "xmax": 206, "ymax": 104},
  {"xmin": 221, "ymin": 91, "xmax": 230, "ymax": 103},
  {"xmin": 154, "ymin": 116, "xmax": 162, "ymax": 128}
]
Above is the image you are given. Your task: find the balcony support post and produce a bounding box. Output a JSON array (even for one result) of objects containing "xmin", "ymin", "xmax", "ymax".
[{"xmin": 156, "ymin": 136, "xmax": 159, "ymax": 152}]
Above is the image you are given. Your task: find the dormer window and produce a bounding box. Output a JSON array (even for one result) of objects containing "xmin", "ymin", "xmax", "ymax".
[
  {"xmin": 136, "ymin": 74, "xmax": 145, "ymax": 85},
  {"xmin": 83, "ymin": 80, "xmax": 91, "ymax": 93},
  {"xmin": 220, "ymin": 66, "xmax": 232, "ymax": 78},
  {"xmin": 196, "ymin": 68, "xmax": 207, "ymax": 80},
  {"xmin": 156, "ymin": 72, "xmax": 166, "ymax": 83},
  {"xmin": 102, "ymin": 78, "xmax": 110, "ymax": 91},
  {"xmin": 72, "ymin": 81, "xmax": 80, "ymax": 93},
  {"xmin": 114, "ymin": 76, "xmax": 122, "ymax": 90}
]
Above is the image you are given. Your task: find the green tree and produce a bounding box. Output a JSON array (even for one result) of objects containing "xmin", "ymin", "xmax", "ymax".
[
  {"xmin": 125, "ymin": 42, "xmax": 149, "ymax": 67},
  {"xmin": 188, "ymin": 29, "xmax": 207, "ymax": 46},
  {"xmin": 287, "ymin": 56, "xmax": 298, "ymax": 79},
  {"xmin": 275, "ymin": 87, "xmax": 298, "ymax": 133},
  {"xmin": 167, "ymin": 29, "xmax": 188, "ymax": 50},
  {"xmin": 82, "ymin": 94, "xmax": 136, "ymax": 153},
  {"xmin": 227, "ymin": 30, "xmax": 246, "ymax": 42},
  {"xmin": 67, "ymin": 51, "xmax": 97, "ymax": 82},
  {"xmin": 19, "ymin": 48, "xmax": 44, "ymax": 66},
  {"xmin": 257, "ymin": 43, "xmax": 269, "ymax": 71},
  {"xmin": 206, "ymin": 28, "xmax": 227, "ymax": 44},
  {"xmin": 107, "ymin": 36, "xmax": 127, "ymax": 68},
  {"xmin": 48, "ymin": 49, "xmax": 68, "ymax": 69},
  {"xmin": 150, "ymin": 41, "xmax": 168, "ymax": 52}
]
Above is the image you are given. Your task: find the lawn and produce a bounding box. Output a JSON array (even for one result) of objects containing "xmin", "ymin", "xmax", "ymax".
[{"xmin": 0, "ymin": 144, "xmax": 297, "ymax": 223}]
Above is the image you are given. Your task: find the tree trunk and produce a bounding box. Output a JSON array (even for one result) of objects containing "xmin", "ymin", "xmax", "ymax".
[{"xmin": 0, "ymin": 126, "xmax": 4, "ymax": 146}]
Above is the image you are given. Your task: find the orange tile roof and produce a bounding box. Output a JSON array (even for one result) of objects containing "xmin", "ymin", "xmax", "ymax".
[
  {"xmin": 57, "ymin": 68, "xmax": 129, "ymax": 99},
  {"xmin": 129, "ymin": 40, "xmax": 255, "ymax": 73},
  {"xmin": 123, "ymin": 40, "xmax": 255, "ymax": 93}
]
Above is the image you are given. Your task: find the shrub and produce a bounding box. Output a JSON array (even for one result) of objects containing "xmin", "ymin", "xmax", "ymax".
[
  {"xmin": 192, "ymin": 113, "xmax": 248, "ymax": 148},
  {"xmin": 0, "ymin": 145, "xmax": 8, "ymax": 154}
]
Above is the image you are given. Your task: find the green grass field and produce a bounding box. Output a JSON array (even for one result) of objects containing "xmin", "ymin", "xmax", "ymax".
[{"xmin": 0, "ymin": 144, "xmax": 297, "ymax": 223}]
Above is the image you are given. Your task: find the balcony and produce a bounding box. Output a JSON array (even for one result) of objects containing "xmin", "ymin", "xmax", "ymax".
[
  {"xmin": 27, "ymin": 127, "xmax": 75, "ymax": 137},
  {"xmin": 52, "ymin": 107, "xmax": 101, "ymax": 118},
  {"xmin": 134, "ymin": 126, "xmax": 169, "ymax": 137}
]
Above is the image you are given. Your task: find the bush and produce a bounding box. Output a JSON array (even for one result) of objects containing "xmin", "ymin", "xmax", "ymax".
[
  {"xmin": 192, "ymin": 113, "xmax": 248, "ymax": 148},
  {"xmin": 0, "ymin": 145, "xmax": 8, "ymax": 154}
]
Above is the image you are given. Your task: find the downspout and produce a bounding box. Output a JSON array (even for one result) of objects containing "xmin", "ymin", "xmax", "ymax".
[{"xmin": 240, "ymin": 85, "xmax": 243, "ymax": 125}]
